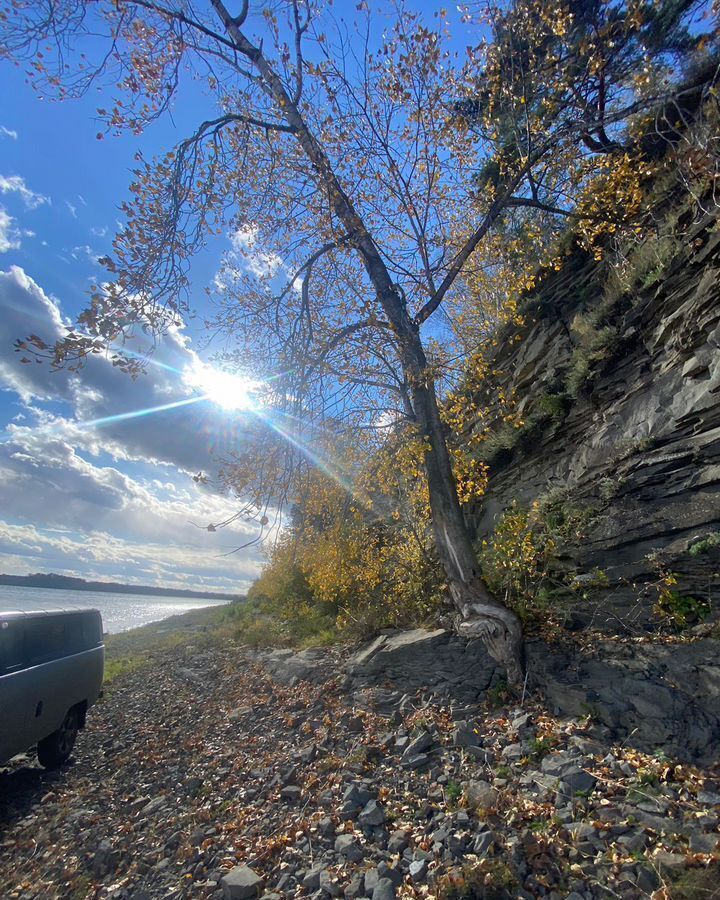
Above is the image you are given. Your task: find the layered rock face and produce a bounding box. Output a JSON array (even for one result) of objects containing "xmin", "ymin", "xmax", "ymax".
[
  {"xmin": 469, "ymin": 209, "xmax": 720, "ymax": 624},
  {"xmin": 346, "ymin": 628, "xmax": 720, "ymax": 764}
]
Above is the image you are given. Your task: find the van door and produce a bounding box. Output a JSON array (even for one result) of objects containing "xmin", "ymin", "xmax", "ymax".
[
  {"xmin": 0, "ymin": 617, "xmax": 31, "ymax": 762},
  {"xmin": 21, "ymin": 615, "xmax": 70, "ymax": 745}
]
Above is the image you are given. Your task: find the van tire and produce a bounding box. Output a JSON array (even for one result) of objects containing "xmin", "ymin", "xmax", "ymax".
[{"xmin": 37, "ymin": 707, "xmax": 80, "ymax": 769}]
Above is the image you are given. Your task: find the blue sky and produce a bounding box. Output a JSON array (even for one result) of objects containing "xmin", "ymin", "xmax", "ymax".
[{"xmin": 0, "ymin": 60, "xmax": 265, "ymax": 593}]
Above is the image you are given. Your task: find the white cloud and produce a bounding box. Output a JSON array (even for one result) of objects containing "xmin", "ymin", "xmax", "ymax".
[
  {"xmin": 229, "ymin": 224, "xmax": 284, "ymax": 280},
  {"xmin": 0, "ymin": 425, "xmax": 262, "ymax": 544},
  {"xmin": 0, "ymin": 520, "xmax": 262, "ymax": 592},
  {"xmin": 71, "ymin": 244, "xmax": 102, "ymax": 265},
  {"xmin": 0, "ymin": 207, "xmax": 20, "ymax": 253},
  {"xmin": 0, "ymin": 266, "xmax": 259, "ymax": 474},
  {"xmin": 373, "ymin": 410, "xmax": 401, "ymax": 431},
  {"xmin": 0, "ymin": 265, "xmax": 274, "ymax": 589},
  {"xmin": 0, "ymin": 426, "xmax": 265, "ymax": 589},
  {"xmin": 0, "ymin": 126, "xmax": 18, "ymax": 141},
  {"xmin": 0, "ymin": 267, "xmax": 71, "ymax": 399},
  {"xmin": 0, "ymin": 175, "xmax": 46, "ymax": 252},
  {"xmin": 65, "ymin": 200, "xmax": 78, "ymax": 218},
  {"xmin": 214, "ymin": 224, "xmax": 301, "ymax": 298},
  {"xmin": 0, "ymin": 174, "xmax": 50, "ymax": 210}
]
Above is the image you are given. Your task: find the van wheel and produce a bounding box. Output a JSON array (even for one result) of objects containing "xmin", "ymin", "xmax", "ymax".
[{"xmin": 37, "ymin": 708, "xmax": 80, "ymax": 769}]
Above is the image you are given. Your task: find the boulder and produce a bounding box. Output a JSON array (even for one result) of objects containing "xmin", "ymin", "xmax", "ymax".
[
  {"xmin": 387, "ymin": 830, "xmax": 409, "ymax": 853},
  {"xmin": 319, "ymin": 869, "xmax": 341, "ymax": 897},
  {"xmin": 92, "ymin": 840, "xmax": 120, "ymax": 877},
  {"xmin": 409, "ymin": 859, "xmax": 428, "ymax": 883},
  {"xmin": 402, "ymin": 732, "xmax": 434, "ymax": 758},
  {"xmin": 261, "ymin": 647, "xmax": 333, "ymax": 684},
  {"xmin": 343, "ymin": 784, "xmax": 372, "ymax": 806},
  {"xmin": 347, "ymin": 629, "xmax": 449, "ymax": 675},
  {"xmin": 472, "ymin": 831, "xmax": 495, "ymax": 856},
  {"xmin": 452, "ymin": 722, "xmax": 481, "ymax": 748},
  {"xmin": 372, "ymin": 878, "xmax": 396, "ymax": 900},
  {"xmin": 344, "ymin": 874, "xmax": 365, "ymax": 899},
  {"xmin": 302, "ymin": 867, "xmax": 324, "ymax": 891},
  {"xmin": 376, "ymin": 862, "xmax": 402, "ymax": 887}
]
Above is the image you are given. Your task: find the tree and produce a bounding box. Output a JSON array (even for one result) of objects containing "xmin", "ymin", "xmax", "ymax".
[{"xmin": 2, "ymin": 0, "xmax": 716, "ymax": 683}]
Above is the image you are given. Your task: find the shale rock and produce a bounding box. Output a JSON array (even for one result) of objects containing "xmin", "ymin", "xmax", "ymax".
[{"xmin": 222, "ymin": 866, "xmax": 263, "ymax": 900}]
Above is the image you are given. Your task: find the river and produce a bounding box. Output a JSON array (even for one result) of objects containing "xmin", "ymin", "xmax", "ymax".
[{"xmin": 0, "ymin": 584, "xmax": 231, "ymax": 633}]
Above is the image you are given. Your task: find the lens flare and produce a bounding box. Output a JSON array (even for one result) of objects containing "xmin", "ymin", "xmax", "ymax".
[{"xmin": 188, "ymin": 363, "xmax": 261, "ymax": 411}]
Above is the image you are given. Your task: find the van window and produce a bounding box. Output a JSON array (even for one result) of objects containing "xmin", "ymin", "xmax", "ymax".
[
  {"xmin": 0, "ymin": 619, "xmax": 25, "ymax": 675},
  {"xmin": 0, "ymin": 610, "xmax": 102, "ymax": 674},
  {"xmin": 24, "ymin": 616, "xmax": 66, "ymax": 666},
  {"xmin": 62, "ymin": 612, "xmax": 101, "ymax": 655}
]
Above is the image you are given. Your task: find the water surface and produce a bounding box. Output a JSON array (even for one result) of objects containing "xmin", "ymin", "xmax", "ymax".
[{"xmin": 0, "ymin": 584, "xmax": 230, "ymax": 634}]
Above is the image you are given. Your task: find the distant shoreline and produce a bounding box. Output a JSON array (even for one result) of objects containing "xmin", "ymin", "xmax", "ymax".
[
  {"xmin": 0, "ymin": 572, "xmax": 244, "ymax": 602},
  {"xmin": 104, "ymin": 603, "xmax": 230, "ymax": 657}
]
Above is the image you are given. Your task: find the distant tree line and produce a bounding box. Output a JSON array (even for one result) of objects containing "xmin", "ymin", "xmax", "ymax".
[{"xmin": 0, "ymin": 572, "xmax": 243, "ymax": 601}]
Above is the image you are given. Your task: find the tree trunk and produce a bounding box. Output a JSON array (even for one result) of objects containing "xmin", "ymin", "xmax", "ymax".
[{"xmin": 402, "ymin": 331, "xmax": 524, "ymax": 686}]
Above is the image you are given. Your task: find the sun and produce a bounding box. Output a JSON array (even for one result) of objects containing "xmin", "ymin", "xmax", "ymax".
[{"xmin": 189, "ymin": 363, "xmax": 261, "ymax": 412}]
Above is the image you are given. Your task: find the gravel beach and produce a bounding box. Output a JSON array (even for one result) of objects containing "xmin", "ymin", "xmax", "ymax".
[{"xmin": 1, "ymin": 610, "xmax": 718, "ymax": 900}]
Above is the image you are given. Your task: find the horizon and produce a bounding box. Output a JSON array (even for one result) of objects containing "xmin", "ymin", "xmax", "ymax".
[{"xmin": 0, "ymin": 570, "xmax": 244, "ymax": 597}]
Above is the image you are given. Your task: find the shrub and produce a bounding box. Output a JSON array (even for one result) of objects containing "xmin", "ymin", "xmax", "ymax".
[
  {"xmin": 562, "ymin": 195, "xmax": 689, "ymax": 401},
  {"xmin": 478, "ymin": 491, "xmax": 603, "ymax": 628},
  {"xmin": 653, "ymin": 573, "xmax": 710, "ymax": 630},
  {"xmin": 536, "ymin": 491, "xmax": 598, "ymax": 544},
  {"xmin": 476, "ymin": 420, "xmax": 528, "ymax": 466},
  {"xmin": 566, "ymin": 352, "xmax": 593, "ymax": 398},
  {"xmin": 529, "ymin": 736, "xmax": 554, "ymax": 758},
  {"xmin": 445, "ymin": 780, "xmax": 462, "ymax": 805},
  {"xmin": 478, "ymin": 502, "xmax": 556, "ymax": 619},
  {"xmin": 486, "ymin": 679, "xmax": 512, "ymax": 709},
  {"xmin": 565, "ymin": 317, "xmax": 618, "ymax": 398},
  {"xmin": 103, "ymin": 655, "xmax": 148, "ymax": 685},
  {"xmin": 631, "ymin": 232, "xmax": 681, "ymax": 289},
  {"xmin": 688, "ymin": 532, "xmax": 720, "ymax": 556},
  {"xmin": 222, "ymin": 599, "xmax": 293, "ymax": 648},
  {"xmin": 244, "ymin": 456, "xmax": 445, "ymax": 645},
  {"xmin": 538, "ymin": 392, "xmax": 571, "ymax": 420}
]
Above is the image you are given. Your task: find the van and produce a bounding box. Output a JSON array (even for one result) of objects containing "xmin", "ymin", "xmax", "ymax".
[{"xmin": 0, "ymin": 607, "xmax": 104, "ymax": 768}]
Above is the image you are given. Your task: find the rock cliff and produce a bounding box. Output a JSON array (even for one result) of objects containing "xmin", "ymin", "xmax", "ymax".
[{"xmin": 468, "ymin": 206, "xmax": 720, "ymax": 628}]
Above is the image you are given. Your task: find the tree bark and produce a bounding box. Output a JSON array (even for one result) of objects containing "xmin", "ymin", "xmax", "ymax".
[{"xmin": 398, "ymin": 325, "xmax": 525, "ymax": 686}]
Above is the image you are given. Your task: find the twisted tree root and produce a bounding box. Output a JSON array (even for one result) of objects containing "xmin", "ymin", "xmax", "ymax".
[{"xmin": 457, "ymin": 601, "xmax": 524, "ymax": 687}]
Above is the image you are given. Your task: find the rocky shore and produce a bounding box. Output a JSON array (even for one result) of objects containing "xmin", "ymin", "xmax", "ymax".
[{"xmin": 1, "ymin": 612, "xmax": 718, "ymax": 900}]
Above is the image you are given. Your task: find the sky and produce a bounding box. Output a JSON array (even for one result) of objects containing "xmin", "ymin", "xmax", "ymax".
[
  {"xmin": 0, "ymin": 1, "xmax": 479, "ymax": 593},
  {"xmin": 0, "ymin": 57, "xmax": 267, "ymax": 594}
]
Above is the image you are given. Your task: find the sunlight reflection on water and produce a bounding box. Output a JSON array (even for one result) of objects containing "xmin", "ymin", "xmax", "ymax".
[{"xmin": 0, "ymin": 585, "xmax": 230, "ymax": 633}]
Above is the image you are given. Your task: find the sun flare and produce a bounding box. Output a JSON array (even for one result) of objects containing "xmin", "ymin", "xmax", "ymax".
[{"xmin": 189, "ymin": 363, "xmax": 261, "ymax": 412}]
